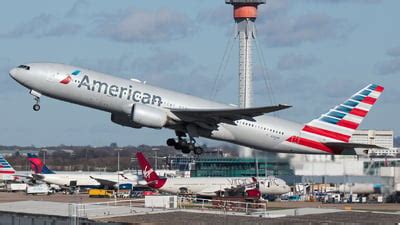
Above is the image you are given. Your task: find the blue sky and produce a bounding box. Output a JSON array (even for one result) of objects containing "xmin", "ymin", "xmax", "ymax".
[{"xmin": 1, "ymin": 0, "xmax": 399, "ymax": 147}]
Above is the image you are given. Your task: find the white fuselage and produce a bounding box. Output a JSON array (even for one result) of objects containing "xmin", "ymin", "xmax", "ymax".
[
  {"xmin": 9, "ymin": 63, "xmax": 327, "ymax": 154},
  {"xmin": 159, "ymin": 177, "xmax": 290, "ymax": 196},
  {"xmin": 37, "ymin": 172, "xmax": 138, "ymax": 188}
]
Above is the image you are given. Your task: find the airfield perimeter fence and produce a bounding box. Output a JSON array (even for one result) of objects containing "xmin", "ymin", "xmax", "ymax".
[
  {"xmin": 68, "ymin": 198, "xmax": 146, "ymax": 225},
  {"xmin": 177, "ymin": 197, "xmax": 268, "ymax": 216},
  {"xmin": 68, "ymin": 197, "xmax": 268, "ymax": 225}
]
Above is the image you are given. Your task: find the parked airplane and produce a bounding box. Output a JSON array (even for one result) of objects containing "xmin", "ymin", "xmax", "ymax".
[
  {"xmin": 10, "ymin": 63, "xmax": 384, "ymax": 155},
  {"xmin": 0, "ymin": 154, "xmax": 31, "ymax": 183},
  {"xmin": 28, "ymin": 154, "xmax": 138, "ymax": 189},
  {"xmin": 338, "ymin": 183, "xmax": 382, "ymax": 194},
  {"xmin": 136, "ymin": 152, "xmax": 290, "ymax": 197}
]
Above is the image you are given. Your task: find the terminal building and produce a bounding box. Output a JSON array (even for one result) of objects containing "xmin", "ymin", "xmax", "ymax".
[
  {"xmin": 350, "ymin": 130, "xmax": 397, "ymax": 157},
  {"xmin": 167, "ymin": 155, "xmax": 294, "ymax": 178}
]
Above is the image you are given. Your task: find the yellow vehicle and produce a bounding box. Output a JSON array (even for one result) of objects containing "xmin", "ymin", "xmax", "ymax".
[{"xmin": 89, "ymin": 189, "xmax": 114, "ymax": 198}]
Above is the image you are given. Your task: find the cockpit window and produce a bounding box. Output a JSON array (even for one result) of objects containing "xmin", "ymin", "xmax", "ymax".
[{"xmin": 17, "ymin": 65, "xmax": 30, "ymax": 70}]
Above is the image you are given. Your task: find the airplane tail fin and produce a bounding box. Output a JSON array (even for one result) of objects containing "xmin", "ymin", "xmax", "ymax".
[
  {"xmin": 0, "ymin": 154, "xmax": 16, "ymax": 175},
  {"xmin": 302, "ymin": 84, "xmax": 384, "ymax": 144},
  {"xmin": 27, "ymin": 153, "xmax": 55, "ymax": 174},
  {"xmin": 136, "ymin": 152, "xmax": 160, "ymax": 182},
  {"xmin": 136, "ymin": 152, "xmax": 166, "ymax": 188}
]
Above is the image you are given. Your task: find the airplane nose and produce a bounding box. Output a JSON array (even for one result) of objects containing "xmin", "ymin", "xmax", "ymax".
[{"xmin": 9, "ymin": 68, "xmax": 17, "ymax": 79}]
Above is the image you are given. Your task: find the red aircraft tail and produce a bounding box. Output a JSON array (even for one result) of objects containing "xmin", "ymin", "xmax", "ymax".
[{"xmin": 136, "ymin": 152, "xmax": 166, "ymax": 189}]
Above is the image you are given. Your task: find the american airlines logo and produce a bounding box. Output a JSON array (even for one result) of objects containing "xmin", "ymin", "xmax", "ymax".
[
  {"xmin": 77, "ymin": 75, "xmax": 163, "ymax": 106},
  {"xmin": 143, "ymin": 166, "xmax": 154, "ymax": 180},
  {"xmin": 60, "ymin": 70, "xmax": 81, "ymax": 84}
]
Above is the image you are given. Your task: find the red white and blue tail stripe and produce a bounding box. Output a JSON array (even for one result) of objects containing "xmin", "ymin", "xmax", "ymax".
[
  {"xmin": 0, "ymin": 154, "xmax": 16, "ymax": 174},
  {"xmin": 287, "ymin": 84, "xmax": 384, "ymax": 154}
]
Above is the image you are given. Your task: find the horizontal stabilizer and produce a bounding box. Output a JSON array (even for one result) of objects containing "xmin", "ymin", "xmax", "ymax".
[{"xmin": 324, "ymin": 142, "xmax": 385, "ymax": 150}]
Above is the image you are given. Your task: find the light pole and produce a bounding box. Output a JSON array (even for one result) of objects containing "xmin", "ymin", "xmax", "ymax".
[
  {"xmin": 152, "ymin": 148, "xmax": 160, "ymax": 171},
  {"xmin": 116, "ymin": 149, "xmax": 121, "ymax": 197}
]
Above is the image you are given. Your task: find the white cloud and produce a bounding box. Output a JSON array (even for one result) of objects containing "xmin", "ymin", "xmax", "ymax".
[
  {"xmin": 93, "ymin": 8, "xmax": 195, "ymax": 43},
  {"xmin": 277, "ymin": 53, "xmax": 319, "ymax": 70}
]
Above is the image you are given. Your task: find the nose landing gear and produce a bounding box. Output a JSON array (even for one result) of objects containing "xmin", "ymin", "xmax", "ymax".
[
  {"xmin": 33, "ymin": 97, "xmax": 40, "ymax": 111},
  {"xmin": 30, "ymin": 90, "xmax": 42, "ymax": 112},
  {"xmin": 166, "ymin": 132, "xmax": 204, "ymax": 155}
]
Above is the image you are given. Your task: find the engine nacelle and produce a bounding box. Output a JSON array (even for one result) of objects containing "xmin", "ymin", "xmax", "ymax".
[
  {"xmin": 111, "ymin": 113, "xmax": 142, "ymax": 128},
  {"xmin": 131, "ymin": 103, "xmax": 168, "ymax": 129}
]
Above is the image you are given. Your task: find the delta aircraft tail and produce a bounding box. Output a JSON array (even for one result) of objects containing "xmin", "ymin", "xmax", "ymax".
[
  {"xmin": 0, "ymin": 154, "xmax": 16, "ymax": 175},
  {"xmin": 136, "ymin": 152, "xmax": 166, "ymax": 188},
  {"xmin": 27, "ymin": 153, "xmax": 55, "ymax": 174},
  {"xmin": 287, "ymin": 84, "xmax": 384, "ymax": 154}
]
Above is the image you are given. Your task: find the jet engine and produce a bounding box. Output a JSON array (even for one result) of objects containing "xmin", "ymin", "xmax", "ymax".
[
  {"xmin": 111, "ymin": 104, "xmax": 168, "ymax": 129},
  {"xmin": 111, "ymin": 113, "xmax": 142, "ymax": 128},
  {"xmin": 131, "ymin": 103, "xmax": 168, "ymax": 128}
]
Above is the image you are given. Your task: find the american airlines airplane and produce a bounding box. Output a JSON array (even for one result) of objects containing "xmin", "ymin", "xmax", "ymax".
[
  {"xmin": 136, "ymin": 152, "xmax": 290, "ymax": 197},
  {"xmin": 0, "ymin": 154, "xmax": 30, "ymax": 183},
  {"xmin": 9, "ymin": 63, "xmax": 384, "ymax": 155}
]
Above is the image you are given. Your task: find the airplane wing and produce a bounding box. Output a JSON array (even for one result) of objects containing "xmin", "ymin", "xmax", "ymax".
[
  {"xmin": 171, "ymin": 104, "xmax": 291, "ymax": 129},
  {"xmin": 32, "ymin": 174, "xmax": 45, "ymax": 180},
  {"xmin": 90, "ymin": 176, "xmax": 117, "ymax": 187}
]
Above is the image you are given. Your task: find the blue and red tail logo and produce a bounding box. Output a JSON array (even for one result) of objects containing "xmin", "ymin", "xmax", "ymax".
[
  {"xmin": 60, "ymin": 70, "xmax": 81, "ymax": 85},
  {"xmin": 0, "ymin": 154, "xmax": 16, "ymax": 174},
  {"xmin": 27, "ymin": 153, "xmax": 55, "ymax": 174}
]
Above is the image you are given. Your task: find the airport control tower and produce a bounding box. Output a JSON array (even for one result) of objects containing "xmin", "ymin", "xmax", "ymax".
[{"xmin": 226, "ymin": 0, "xmax": 266, "ymax": 157}]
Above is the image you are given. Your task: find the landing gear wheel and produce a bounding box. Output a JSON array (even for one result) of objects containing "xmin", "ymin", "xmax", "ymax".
[
  {"xmin": 33, "ymin": 104, "xmax": 40, "ymax": 111},
  {"xmin": 166, "ymin": 138, "xmax": 176, "ymax": 146},
  {"xmin": 32, "ymin": 95, "xmax": 41, "ymax": 112},
  {"xmin": 178, "ymin": 139, "xmax": 188, "ymax": 149},
  {"xmin": 194, "ymin": 147, "xmax": 204, "ymax": 155},
  {"xmin": 174, "ymin": 143, "xmax": 182, "ymax": 150},
  {"xmin": 168, "ymin": 131, "xmax": 204, "ymax": 155},
  {"xmin": 181, "ymin": 147, "xmax": 191, "ymax": 154}
]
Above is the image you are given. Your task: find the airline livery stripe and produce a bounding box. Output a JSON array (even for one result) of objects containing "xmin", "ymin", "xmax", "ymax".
[
  {"xmin": 356, "ymin": 102, "xmax": 372, "ymax": 111},
  {"xmin": 368, "ymin": 84, "xmax": 378, "ymax": 90},
  {"xmin": 320, "ymin": 117, "xmax": 340, "ymax": 125},
  {"xmin": 308, "ymin": 120, "xmax": 353, "ymax": 136},
  {"xmin": 349, "ymin": 108, "xmax": 368, "ymax": 117},
  {"xmin": 375, "ymin": 85, "xmax": 384, "ymax": 92},
  {"xmin": 335, "ymin": 106, "xmax": 352, "ymax": 113},
  {"xmin": 343, "ymin": 100, "xmax": 358, "ymax": 107},
  {"xmin": 362, "ymin": 96, "xmax": 377, "ymax": 105},
  {"xmin": 327, "ymin": 111, "xmax": 346, "ymax": 119},
  {"xmin": 0, "ymin": 171, "xmax": 15, "ymax": 174},
  {"xmin": 302, "ymin": 125, "xmax": 351, "ymax": 142},
  {"xmin": 343, "ymin": 114, "xmax": 363, "ymax": 124},
  {"xmin": 286, "ymin": 136, "xmax": 342, "ymax": 154},
  {"xmin": 337, "ymin": 119, "xmax": 359, "ymax": 129},
  {"xmin": 352, "ymin": 95, "xmax": 365, "ymax": 102},
  {"xmin": 360, "ymin": 89, "xmax": 371, "ymax": 96}
]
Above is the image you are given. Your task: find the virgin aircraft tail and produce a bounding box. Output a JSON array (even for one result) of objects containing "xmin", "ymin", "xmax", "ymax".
[
  {"xmin": 136, "ymin": 152, "xmax": 166, "ymax": 188},
  {"xmin": 27, "ymin": 153, "xmax": 55, "ymax": 174}
]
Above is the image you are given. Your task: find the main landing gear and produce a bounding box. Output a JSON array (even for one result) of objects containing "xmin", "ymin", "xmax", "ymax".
[
  {"xmin": 30, "ymin": 90, "xmax": 42, "ymax": 112},
  {"xmin": 166, "ymin": 132, "xmax": 204, "ymax": 155}
]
